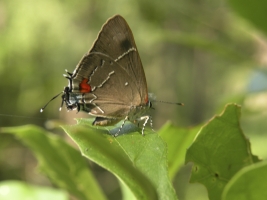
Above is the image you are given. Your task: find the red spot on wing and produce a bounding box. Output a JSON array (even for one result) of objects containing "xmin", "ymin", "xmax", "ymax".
[
  {"xmin": 79, "ymin": 78, "xmax": 91, "ymax": 93},
  {"xmin": 144, "ymin": 94, "xmax": 148, "ymax": 103}
]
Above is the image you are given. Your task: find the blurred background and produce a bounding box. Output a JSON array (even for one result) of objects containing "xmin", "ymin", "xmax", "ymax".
[{"xmin": 1, "ymin": 0, "xmax": 267, "ymax": 199}]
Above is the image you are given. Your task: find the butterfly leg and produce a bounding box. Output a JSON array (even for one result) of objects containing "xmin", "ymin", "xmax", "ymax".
[
  {"xmin": 114, "ymin": 115, "xmax": 129, "ymax": 137},
  {"xmin": 139, "ymin": 115, "xmax": 150, "ymax": 135},
  {"xmin": 149, "ymin": 115, "xmax": 155, "ymax": 132}
]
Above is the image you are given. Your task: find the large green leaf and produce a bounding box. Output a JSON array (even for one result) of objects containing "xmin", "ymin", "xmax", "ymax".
[
  {"xmin": 222, "ymin": 161, "xmax": 267, "ymax": 200},
  {"xmin": 185, "ymin": 104, "xmax": 260, "ymax": 200},
  {"xmin": 1, "ymin": 125, "xmax": 106, "ymax": 200},
  {"xmin": 62, "ymin": 119, "xmax": 177, "ymax": 200},
  {"xmin": 0, "ymin": 181, "xmax": 68, "ymax": 200},
  {"xmin": 228, "ymin": 0, "xmax": 267, "ymax": 36},
  {"xmin": 158, "ymin": 122, "xmax": 200, "ymax": 179}
]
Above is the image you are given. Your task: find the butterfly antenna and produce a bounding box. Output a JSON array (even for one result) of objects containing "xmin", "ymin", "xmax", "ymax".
[
  {"xmin": 153, "ymin": 100, "xmax": 184, "ymax": 106},
  {"xmin": 40, "ymin": 92, "xmax": 63, "ymax": 112}
]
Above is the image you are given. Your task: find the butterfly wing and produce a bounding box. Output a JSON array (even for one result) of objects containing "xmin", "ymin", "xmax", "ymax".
[
  {"xmin": 70, "ymin": 15, "xmax": 149, "ymax": 117},
  {"xmin": 90, "ymin": 15, "xmax": 148, "ymax": 103}
]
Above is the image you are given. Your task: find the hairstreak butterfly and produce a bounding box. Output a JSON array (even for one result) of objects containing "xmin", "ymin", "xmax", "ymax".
[{"xmin": 41, "ymin": 15, "xmax": 183, "ymax": 136}]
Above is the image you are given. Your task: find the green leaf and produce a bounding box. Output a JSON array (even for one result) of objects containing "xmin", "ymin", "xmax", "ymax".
[
  {"xmin": 222, "ymin": 161, "xmax": 267, "ymax": 200},
  {"xmin": 0, "ymin": 180, "xmax": 68, "ymax": 200},
  {"xmin": 185, "ymin": 103, "xmax": 260, "ymax": 200},
  {"xmin": 119, "ymin": 181, "xmax": 136, "ymax": 200},
  {"xmin": 1, "ymin": 125, "xmax": 106, "ymax": 200},
  {"xmin": 62, "ymin": 119, "xmax": 177, "ymax": 200},
  {"xmin": 228, "ymin": 0, "xmax": 267, "ymax": 36},
  {"xmin": 158, "ymin": 122, "xmax": 200, "ymax": 179}
]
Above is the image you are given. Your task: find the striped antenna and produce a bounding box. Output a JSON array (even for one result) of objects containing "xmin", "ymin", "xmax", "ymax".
[{"xmin": 40, "ymin": 92, "xmax": 63, "ymax": 112}]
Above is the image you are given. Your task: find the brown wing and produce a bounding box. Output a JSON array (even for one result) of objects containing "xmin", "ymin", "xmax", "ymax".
[{"xmin": 72, "ymin": 15, "xmax": 148, "ymax": 106}]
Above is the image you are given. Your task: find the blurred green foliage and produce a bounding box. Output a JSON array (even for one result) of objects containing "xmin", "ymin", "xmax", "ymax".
[
  {"xmin": 0, "ymin": 0, "xmax": 260, "ymax": 128},
  {"xmin": 1, "ymin": 0, "xmax": 267, "ymax": 199}
]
